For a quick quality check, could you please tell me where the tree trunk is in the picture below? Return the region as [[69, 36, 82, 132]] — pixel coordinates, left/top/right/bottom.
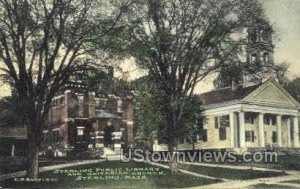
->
[[168, 145, 179, 173], [26, 117, 41, 179], [26, 135, 39, 178]]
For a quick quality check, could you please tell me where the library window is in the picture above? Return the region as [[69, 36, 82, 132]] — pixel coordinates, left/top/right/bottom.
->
[[77, 127, 84, 136]]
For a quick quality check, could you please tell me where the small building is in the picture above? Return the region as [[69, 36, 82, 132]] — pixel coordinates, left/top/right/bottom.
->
[[0, 127, 27, 156], [154, 78, 300, 152]]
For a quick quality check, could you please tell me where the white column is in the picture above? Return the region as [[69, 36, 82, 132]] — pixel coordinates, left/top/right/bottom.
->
[[239, 112, 245, 148], [287, 118, 291, 147], [258, 113, 265, 147], [230, 112, 235, 148], [11, 143, 15, 157], [276, 115, 282, 146], [293, 116, 299, 148]]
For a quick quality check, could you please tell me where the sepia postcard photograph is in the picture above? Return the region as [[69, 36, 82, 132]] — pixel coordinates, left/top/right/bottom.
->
[[0, 0, 300, 188]]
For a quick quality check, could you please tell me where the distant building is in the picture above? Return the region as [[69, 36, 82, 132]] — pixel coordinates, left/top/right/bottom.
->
[[0, 127, 27, 156], [41, 90, 134, 156]]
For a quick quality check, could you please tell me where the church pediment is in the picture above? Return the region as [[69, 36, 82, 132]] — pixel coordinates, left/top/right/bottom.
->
[[244, 79, 299, 106]]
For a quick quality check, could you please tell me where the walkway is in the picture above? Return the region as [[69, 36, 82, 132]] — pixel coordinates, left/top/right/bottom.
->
[[146, 161, 231, 182], [178, 161, 300, 189], [0, 159, 105, 181], [1, 148, 121, 181], [102, 147, 123, 161], [193, 171, 300, 188]]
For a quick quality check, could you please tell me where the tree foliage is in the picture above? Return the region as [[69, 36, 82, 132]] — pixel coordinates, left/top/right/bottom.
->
[[132, 76, 166, 149], [123, 0, 269, 155], [133, 75, 205, 150], [0, 0, 132, 178], [213, 61, 290, 89], [0, 93, 24, 128], [283, 77, 300, 102]]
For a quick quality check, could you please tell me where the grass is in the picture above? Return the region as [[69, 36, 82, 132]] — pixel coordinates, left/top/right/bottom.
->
[[0, 156, 83, 174], [282, 180, 300, 184], [178, 163, 285, 180], [251, 184, 296, 189], [180, 153, 300, 171], [0, 156, 27, 174], [0, 161, 221, 188], [224, 155, 300, 171]]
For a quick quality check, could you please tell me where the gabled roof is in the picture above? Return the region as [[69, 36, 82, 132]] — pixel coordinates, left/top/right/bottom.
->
[[199, 83, 261, 105], [90, 110, 121, 120], [199, 78, 299, 106]]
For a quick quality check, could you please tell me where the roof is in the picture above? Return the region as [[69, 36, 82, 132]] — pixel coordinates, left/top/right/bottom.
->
[[0, 127, 27, 139], [90, 110, 121, 120], [199, 83, 261, 105]]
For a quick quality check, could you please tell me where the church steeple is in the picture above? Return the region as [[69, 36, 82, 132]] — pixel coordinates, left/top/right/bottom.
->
[[246, 20, 274, 66]]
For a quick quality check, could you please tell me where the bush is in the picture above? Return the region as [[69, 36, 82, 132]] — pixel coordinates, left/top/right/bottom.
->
[[0, 156, 27, 174]]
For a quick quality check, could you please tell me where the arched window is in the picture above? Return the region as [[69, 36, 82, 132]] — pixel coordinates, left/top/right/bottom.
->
[[263, 52, 269, 64], [251, 53, 257, 63], [250, 31, 257, 43]]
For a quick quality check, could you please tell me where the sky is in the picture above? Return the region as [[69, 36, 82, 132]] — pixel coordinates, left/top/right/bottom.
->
[[194, 0, 300, 94], [1, 0, 300, 97]]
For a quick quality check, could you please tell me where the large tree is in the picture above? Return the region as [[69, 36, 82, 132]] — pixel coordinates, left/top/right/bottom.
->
[[132, 76, 167, 150], [0, 0, 131, 178], [133, 76, 204, 151], [283, 77, 300, 102], [124, 0, 269, 170], [0, 93, 24, 128]]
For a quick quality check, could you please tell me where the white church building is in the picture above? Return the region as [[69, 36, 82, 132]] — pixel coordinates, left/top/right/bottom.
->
[[154, 78, 300, 152]]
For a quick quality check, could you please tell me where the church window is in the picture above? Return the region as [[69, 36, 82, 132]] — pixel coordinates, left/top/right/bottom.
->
[[251, 53, 258, 63], [263, 52, 269, 64]]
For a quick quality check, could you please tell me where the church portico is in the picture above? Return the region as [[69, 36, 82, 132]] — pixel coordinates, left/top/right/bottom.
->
[[232, 108, 299, 149]]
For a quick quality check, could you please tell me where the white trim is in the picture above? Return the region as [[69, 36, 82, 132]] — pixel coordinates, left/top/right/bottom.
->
[[203, 103, 299, 116], [52, 95, 65, 100], [52, 128, 60, 131], [123, 120, 133, 125], [42, 130, 49, 133]]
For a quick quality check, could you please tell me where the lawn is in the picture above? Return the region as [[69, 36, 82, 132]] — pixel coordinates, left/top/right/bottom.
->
[[178, 163, 285, 180], [251, 184, 296, 189], [225, 155, 300, 171], [181, 153, 300, 171], [0, 156, 83, 174], [282, 179, 300, 184], [0, 161, 221, 188]]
